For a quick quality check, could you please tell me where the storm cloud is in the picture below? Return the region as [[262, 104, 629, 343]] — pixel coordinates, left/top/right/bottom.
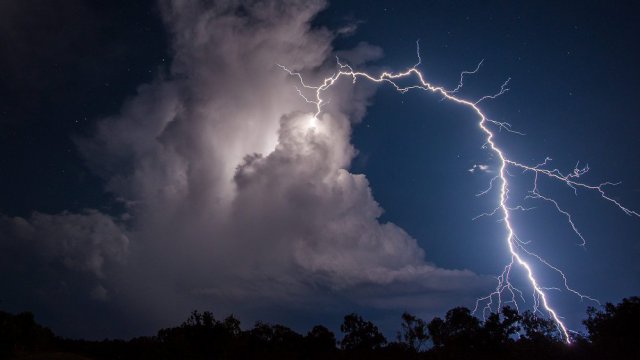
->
[[2, 0, 485, 337]]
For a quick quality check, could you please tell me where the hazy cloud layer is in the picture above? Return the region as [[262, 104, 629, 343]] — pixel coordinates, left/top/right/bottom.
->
[[2, 0, 486, 337], [1, 211, 127, 277], [0, 210, 128, 308]]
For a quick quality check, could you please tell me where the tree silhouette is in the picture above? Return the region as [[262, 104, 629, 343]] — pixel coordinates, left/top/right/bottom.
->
[[156, 310, 243, 359], [305, 325, 337, 358], [482, 306, 521, 346], [584, 296, 640, 358], [520, 310, 561, 343], [0, 311, 55, 356], [426, 315, 446, 349], [438, 307, 481, 347], [396, 312, 429, 352], [340, 313, 387, 352], [3, 295, 640, 359], [246, 321, 304, 358], [427, 307, 483, 358]]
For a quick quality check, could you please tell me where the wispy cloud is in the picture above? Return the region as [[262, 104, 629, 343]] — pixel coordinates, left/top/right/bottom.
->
[[468, 164, 492, 173]]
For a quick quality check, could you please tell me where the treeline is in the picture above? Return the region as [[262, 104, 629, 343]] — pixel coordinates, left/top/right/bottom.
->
[[1, 297, 639, 359]]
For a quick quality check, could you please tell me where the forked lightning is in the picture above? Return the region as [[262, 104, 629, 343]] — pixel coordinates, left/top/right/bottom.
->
[[279, 43, 639, 343]]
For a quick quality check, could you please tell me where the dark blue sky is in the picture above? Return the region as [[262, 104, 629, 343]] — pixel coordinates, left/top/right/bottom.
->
[[1, 0, 639, 339], [336, 0, 640, 330]]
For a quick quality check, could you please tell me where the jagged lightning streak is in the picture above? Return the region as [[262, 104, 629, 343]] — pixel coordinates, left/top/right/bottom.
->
[[279, 44, 639, 343]]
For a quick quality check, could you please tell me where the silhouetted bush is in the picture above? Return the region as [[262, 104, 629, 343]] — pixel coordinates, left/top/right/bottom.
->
[[0, 310, 55, 357]]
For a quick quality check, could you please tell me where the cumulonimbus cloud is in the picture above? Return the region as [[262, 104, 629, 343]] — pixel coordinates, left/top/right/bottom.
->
[[2, 0, 487, 336]]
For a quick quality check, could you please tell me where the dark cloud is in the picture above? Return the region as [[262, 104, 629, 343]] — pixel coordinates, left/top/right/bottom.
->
[[1, 210, 127, 278], [0, 209, 128, 324]]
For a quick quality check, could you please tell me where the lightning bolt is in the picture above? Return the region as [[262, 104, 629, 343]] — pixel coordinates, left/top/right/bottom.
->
[[279, 42, 639, 343]]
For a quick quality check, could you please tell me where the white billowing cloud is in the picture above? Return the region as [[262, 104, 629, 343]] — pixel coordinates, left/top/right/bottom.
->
[[3, 0, 486, 334], [230, 112, 476, 288], [82, 0, 483, 317]]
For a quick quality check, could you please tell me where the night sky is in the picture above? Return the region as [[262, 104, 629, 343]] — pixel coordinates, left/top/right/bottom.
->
[[1, 0, 639, 340]]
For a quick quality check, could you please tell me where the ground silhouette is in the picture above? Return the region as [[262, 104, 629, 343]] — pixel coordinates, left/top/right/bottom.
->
[[1, 296, 638, 359]]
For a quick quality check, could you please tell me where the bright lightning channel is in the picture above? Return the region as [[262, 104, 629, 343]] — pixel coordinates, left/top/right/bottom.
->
[[279, 43, 639, 343]]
